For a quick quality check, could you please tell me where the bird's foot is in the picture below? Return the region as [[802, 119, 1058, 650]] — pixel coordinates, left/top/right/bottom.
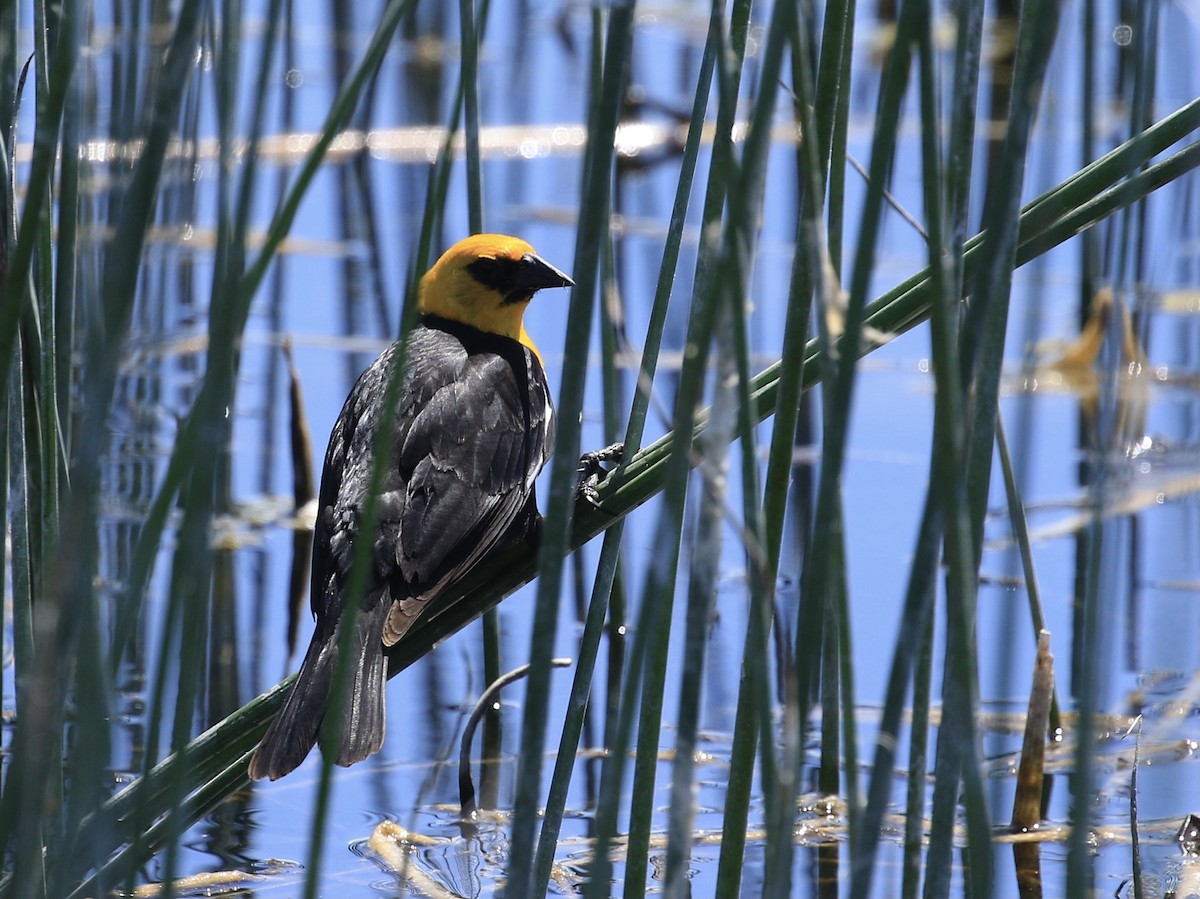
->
[[576, 443, 624, 508]]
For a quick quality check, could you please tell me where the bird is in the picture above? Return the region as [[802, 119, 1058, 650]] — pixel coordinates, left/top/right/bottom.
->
[[249, 234, 573, 782]]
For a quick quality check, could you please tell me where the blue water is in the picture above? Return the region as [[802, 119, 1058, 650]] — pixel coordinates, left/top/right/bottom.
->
[[7, 0, 1200, 896]]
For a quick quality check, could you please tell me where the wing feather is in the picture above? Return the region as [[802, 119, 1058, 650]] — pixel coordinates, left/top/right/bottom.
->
[[312, 320, 550, 643]]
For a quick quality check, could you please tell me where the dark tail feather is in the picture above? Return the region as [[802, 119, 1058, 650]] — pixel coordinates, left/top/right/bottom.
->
[[249, 633, 336, 781], [249, 605, 388, 781], [334, 607, 387, 767]]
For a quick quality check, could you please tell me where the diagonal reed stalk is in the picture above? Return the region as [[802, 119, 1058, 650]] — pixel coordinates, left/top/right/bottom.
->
[[59, 93, 1200, 898]]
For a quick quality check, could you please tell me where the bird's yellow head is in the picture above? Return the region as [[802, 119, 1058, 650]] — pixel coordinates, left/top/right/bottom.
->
[[418, 234, 573, 364]]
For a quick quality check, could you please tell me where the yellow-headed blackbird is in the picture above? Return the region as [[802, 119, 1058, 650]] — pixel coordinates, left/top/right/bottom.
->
[[249, 234, 572, 781]]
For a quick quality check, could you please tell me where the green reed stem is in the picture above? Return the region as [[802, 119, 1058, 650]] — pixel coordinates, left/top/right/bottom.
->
[[506, 5, 635, 895], [530, 1, 725, 889], [72, 98, 1200, 891], [995, 414, 1062, 734]]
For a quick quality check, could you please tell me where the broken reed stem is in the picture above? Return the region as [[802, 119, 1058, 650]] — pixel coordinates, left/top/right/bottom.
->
[[1012, 629, 1055, 899]]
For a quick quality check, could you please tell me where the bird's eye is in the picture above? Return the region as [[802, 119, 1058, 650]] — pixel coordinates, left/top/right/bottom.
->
[[466, 256, 519, 294]]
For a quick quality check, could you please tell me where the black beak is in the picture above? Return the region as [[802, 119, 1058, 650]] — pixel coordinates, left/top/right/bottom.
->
[[514, 253, 574, 291], [466, 251, 574, 302]]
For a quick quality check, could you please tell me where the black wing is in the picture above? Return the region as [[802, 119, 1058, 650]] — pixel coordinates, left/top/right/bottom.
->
[[250, 321, 552, 780], [313, 321, 551, 639]]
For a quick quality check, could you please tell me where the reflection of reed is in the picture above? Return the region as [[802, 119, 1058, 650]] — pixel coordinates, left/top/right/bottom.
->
[[982, 0, 1020, 184], [9, 0, 1200, 892], [1050, 288, 1144, 373], [281, 340, 315, 664], [209, 543, 242, 729], [256, 4, 298, 701], [1048, 287, 1149, 454]]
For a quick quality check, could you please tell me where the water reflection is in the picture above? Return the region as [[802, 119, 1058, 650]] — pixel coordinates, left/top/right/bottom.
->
[[19, 1, 1198, 896]]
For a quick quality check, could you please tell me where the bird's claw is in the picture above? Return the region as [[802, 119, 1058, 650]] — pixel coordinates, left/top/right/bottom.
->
[[576, 442, 624, 508]]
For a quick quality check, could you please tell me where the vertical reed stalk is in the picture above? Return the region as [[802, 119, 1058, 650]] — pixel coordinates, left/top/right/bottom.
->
[[506, 6, 636, 895]]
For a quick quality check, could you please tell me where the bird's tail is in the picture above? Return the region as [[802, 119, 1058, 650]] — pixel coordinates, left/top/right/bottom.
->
[[334, 605, 388, 767], [249, 607, 388, 781]]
